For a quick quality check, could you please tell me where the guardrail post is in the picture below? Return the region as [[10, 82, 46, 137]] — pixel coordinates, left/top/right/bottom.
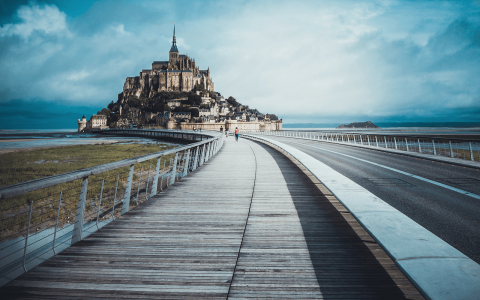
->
[[52, 192, 62, 255], [170, 152, 178, 186], [375, 136, 379, 147], [394, 137, 397, 149], [432, 140, 436, 155], [449, 141, 454, 158], [135, 167, 143, 205], [367, 135, 370, 146], [112, 174, 119, 219], [72, 176, 88, 244], [418, 139, 422, 153], [208, 142, 214, 160], [23, 200, 34, 272], [405, 138, 409, 151], [183, 149, 191, 177], [96, 179, 104, 229], [192, 146, 200, 171], [145, 164, 152, 200], [384, 136, 388, 148], [200, 144, 206, 166], [121, 164, 135, 215], [160, 160, 167, 190], [469, 143, 474, 161], [150, 157, 161, 197]]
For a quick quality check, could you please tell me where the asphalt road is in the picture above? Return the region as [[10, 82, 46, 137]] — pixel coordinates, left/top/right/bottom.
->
[[260, 136, 480, 264]]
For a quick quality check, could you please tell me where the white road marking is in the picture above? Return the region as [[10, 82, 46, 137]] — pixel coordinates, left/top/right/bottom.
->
[[286, 139, 480, 200]]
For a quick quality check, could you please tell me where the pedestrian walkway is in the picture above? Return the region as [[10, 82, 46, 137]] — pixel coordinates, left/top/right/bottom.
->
[[1, 138, 423, 299]]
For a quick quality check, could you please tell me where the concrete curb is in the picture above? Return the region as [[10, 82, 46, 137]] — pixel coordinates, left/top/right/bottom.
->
[[245, 134, 480, 300], [268, 135, 480, 169]]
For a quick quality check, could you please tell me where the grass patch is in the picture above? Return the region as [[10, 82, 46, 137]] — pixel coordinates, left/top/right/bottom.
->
[[0, 142, 179, 239]]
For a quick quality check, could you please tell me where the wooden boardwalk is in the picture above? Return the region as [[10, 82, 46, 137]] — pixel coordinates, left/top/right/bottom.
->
[[1, 138, 423, 299]]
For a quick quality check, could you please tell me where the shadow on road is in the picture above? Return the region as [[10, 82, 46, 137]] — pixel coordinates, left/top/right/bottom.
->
[[255, 142, 419, 300]]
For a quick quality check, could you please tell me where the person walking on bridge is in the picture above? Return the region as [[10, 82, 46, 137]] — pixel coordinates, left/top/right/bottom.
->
[[235, 127, 239, 142]]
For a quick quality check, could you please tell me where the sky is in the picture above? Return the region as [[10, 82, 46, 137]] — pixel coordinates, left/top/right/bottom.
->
[[0, 0, 479, 128]]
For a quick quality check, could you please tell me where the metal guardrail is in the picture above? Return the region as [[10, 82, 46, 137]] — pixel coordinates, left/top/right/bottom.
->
[[243, 133, 480, 300], [0, 129, 224, 286], [242, 130, 480, 163]]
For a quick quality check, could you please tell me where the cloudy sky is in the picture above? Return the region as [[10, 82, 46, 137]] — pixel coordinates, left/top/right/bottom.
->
[[0, 0, 479, 128]]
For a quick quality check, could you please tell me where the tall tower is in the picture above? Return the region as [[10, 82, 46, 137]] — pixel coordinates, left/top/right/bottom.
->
[[169, 24, 179, 63]]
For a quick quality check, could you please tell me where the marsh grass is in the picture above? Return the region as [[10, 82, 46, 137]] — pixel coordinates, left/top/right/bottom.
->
[[0, 142, 178, 239]]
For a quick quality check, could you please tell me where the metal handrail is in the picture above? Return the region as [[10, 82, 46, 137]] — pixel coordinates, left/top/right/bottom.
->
[[0, 129, 219, 200], [0, 129, 224, 287], [240, 130, 480, 164]]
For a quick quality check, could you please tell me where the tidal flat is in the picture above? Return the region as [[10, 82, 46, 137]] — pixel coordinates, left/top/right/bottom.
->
[[0, 142, 178, 238]]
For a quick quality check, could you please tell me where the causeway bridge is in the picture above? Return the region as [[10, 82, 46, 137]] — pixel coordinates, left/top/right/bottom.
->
[[1, 129, 479, 299]]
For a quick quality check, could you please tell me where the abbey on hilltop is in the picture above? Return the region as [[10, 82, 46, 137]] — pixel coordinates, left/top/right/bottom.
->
[[77, 25, 282, 132], [120, 25, 214, 101]]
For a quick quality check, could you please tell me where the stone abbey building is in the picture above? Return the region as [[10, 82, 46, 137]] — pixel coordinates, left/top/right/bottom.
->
[[120, 26, 214, 101]]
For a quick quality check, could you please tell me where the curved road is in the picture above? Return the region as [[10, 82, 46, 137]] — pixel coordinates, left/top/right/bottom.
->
[[260, 136, 480, 264]]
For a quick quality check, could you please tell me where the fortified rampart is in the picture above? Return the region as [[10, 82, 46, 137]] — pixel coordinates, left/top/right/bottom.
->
[[149, 120, 282, 131]]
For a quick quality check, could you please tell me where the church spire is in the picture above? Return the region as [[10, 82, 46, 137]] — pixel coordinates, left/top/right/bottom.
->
[[170, 23, 178, 53]]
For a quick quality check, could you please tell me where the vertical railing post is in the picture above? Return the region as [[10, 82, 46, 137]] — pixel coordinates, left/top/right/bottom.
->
[[469, 143, 474, 161], [449, 141, 454, 158], [23, 200, 34, 272], [205, 142, 212, 161], [52, 191, 62, 255], [135, 166, 143, 205], [432, 140, 436, 155], [96, 178, 104, 229], [121, 164, 135, 215], [145, 164, 152, 200], [183, 149, 191, 177], [160, 160, 167, 190], [170, 152, 179, 186], [384, 136, 388, 148], [150, 157, 161, 197], [72, 176, 88, 244], [375, 136, 379, 147], [405, 138, 409, 151], [112, 174, 119, 220], [394, 137, 397, 149], [200, 144, 206, 166], [367, 135, 370, 146], [418, 139, 422, 153], [192, 146, 200, 171]]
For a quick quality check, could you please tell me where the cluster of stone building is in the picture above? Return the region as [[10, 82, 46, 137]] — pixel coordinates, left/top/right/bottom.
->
[[155, 94, 282, 131], [77, 26, 282, 132], [77, 114, 108, 132]]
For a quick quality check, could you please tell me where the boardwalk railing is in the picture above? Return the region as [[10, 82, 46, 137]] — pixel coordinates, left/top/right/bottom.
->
[[242, 130, 480, 163], [0, 129, 224, 286]]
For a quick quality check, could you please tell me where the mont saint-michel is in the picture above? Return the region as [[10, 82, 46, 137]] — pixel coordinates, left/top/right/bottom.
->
[[78, 26, 282, 132]]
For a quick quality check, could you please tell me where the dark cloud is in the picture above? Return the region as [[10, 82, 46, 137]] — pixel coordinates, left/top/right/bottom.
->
[[0, 0, 479, 127]]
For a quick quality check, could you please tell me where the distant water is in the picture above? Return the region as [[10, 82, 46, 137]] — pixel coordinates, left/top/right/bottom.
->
[[0, 129, 178, 151]]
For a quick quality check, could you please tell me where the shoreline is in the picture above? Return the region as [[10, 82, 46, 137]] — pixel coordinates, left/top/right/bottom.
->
[[0, 139, 120, 155]]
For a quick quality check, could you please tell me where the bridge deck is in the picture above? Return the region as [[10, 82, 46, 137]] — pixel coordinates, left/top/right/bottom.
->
[[2, 138, 423, 299]]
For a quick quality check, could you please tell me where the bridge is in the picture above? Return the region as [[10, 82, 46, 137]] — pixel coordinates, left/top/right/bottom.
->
[[1, 129, 479, 299]]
